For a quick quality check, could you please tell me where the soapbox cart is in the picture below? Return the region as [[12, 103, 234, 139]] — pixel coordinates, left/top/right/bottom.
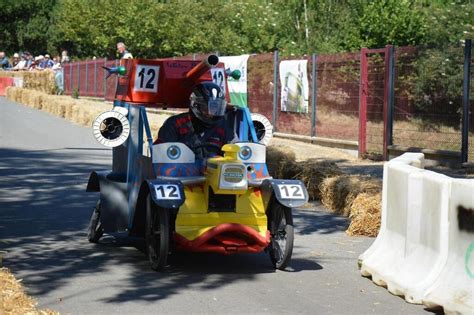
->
[[86, 55, 309, 270]]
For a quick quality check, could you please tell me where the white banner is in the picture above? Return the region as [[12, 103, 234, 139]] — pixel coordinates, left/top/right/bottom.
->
[[279, 60, 309, 113], [219, 55, 250, 108]]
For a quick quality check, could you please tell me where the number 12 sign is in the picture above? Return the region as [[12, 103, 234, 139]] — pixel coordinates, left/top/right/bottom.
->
[[134, 65, 160, 93], [277, 184, 305, 200], [211, 68, 226, 94]]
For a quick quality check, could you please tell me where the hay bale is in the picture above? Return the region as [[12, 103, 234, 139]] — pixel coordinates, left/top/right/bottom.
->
[[297, 159, 343, 200], [0, 268, 58, 315], [22, 70, 56, 94], [347, 192, 381, 237], [320, 175, 381, 216], [267, 147, 344, 200], [266, 145, 297, 178]]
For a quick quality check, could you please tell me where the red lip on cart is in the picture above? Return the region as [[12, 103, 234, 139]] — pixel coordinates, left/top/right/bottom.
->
[[174, 223, 271, 254]]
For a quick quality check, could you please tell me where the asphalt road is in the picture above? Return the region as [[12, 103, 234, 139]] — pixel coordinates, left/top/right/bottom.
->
[[0, 97, 427, 314]]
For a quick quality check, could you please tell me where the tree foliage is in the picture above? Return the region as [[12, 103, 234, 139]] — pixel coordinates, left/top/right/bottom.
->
[[0, 0, 56, 55], [0, 0, 472, 58]]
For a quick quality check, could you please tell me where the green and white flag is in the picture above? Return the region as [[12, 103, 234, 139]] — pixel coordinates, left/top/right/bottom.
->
[[219, 55, 250, 108]]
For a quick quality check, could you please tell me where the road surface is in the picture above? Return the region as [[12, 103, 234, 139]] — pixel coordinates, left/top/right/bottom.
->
[[0, 97, 426, 314]]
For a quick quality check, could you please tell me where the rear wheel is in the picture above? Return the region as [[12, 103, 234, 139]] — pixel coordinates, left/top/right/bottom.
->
[[268, 204, 294, 270], [88, 200, 104, 243], [146, 195, 170, 270]]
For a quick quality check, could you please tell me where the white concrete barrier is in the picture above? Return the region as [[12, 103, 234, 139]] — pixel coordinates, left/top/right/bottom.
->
[[386, 170, 450, 304], [422, 179, 474, 314], [358, 153, 425, 265], [359, 153, 474, 314], [359, 154, 425, 287]]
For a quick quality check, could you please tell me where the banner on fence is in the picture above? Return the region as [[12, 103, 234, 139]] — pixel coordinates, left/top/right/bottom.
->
[[279, 60, 309, 113], [219, 55, 249, 108]]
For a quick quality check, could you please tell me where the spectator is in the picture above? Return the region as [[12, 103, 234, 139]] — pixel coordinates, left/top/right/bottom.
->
[[61, 50, 70, 64], [24, 52, 33, 69], [40, 54, 55, 69], [0, 52, 10, 70], [116, 42, 133, 59], [11, 53, 20, 68], [30, 55, 44, 70], [12, 53, 27, 71]]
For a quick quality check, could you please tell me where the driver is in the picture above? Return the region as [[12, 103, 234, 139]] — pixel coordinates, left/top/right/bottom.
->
[[154, 82, 235, 159]]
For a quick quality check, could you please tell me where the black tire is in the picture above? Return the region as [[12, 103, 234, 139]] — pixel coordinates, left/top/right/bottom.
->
[[88, 200, 104, 243], [268, 204, 294, 270], [146, 195, 170, 271]]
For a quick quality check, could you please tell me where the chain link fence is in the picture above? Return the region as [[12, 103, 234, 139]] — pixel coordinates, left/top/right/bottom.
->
[[393, 45, 464, 154]]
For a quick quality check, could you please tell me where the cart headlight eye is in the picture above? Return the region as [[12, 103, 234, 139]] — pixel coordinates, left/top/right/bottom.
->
[[167, 145, 181, 160], [239, 146, 252, 160]]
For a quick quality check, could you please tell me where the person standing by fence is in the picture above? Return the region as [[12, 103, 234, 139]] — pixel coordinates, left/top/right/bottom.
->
[[116, 42, 133, 59]]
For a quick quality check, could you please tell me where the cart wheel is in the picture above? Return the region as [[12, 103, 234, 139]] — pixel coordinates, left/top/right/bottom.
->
[[269, 204, 294, 270], [146, 195, 170, 270], [88, 200, 104, 243]]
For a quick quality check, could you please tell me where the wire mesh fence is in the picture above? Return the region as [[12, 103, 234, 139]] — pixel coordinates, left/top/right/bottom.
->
[[393, 45, 464, 154], [365, 51, 386, 155], [316, 52, 360, 141], [61, 44, 472, 163], [247, 53, 275, 126]]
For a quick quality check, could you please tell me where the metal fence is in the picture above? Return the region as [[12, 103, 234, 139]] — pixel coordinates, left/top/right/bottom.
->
[[247, 52, 361, 141], [63, 59, 118, 100], [62, 42, 472, 163], [393, 46, 463, 151]]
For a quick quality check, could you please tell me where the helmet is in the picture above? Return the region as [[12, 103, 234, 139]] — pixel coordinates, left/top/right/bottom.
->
[[190, 82, 226, 125]]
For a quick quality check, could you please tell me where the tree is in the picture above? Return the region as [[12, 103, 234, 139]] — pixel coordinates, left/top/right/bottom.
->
[[0, 0, 56, 55], [359, 0, 427, 48]]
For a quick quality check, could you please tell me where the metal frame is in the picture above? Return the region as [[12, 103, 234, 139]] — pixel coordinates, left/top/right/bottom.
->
[[311, 53, 317, 137], [272, 49, 279, 132], [358, 48, 368, 158], [461, 39, 472, 164], [383, 45, 395, 161]]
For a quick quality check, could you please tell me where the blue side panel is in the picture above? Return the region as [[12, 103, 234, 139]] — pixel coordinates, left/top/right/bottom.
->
[[126, 104, 147, 229], [243, 107, 258, 143], [239, 110, 249, 141]]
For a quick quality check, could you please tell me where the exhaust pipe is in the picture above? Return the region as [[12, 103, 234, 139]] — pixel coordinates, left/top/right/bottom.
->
[[184, 54, 219, 85]]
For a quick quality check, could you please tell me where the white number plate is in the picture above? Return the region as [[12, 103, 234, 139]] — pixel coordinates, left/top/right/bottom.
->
[[277, 184, 305, 199], [153, 184, 181, 200], [211, 68, 226, 94], [134, 65, 159, 92]]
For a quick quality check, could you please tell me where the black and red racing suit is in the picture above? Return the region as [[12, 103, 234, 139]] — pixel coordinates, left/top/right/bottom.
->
[[154, 111, 236, 159]]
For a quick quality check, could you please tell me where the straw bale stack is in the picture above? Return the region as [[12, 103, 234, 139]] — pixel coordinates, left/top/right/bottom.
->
[[266, 147, 343, 200], [6, 87, 109, 127], [266, 145, 297, 178], [0, 71, 26, 78], [0, 268, 58, 315], [297, 159, 343, 200], [5, 87, 170, 135], [320, 175, 381, 216], [22, 70, 56, 94], [347, 192, 382, 237]]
